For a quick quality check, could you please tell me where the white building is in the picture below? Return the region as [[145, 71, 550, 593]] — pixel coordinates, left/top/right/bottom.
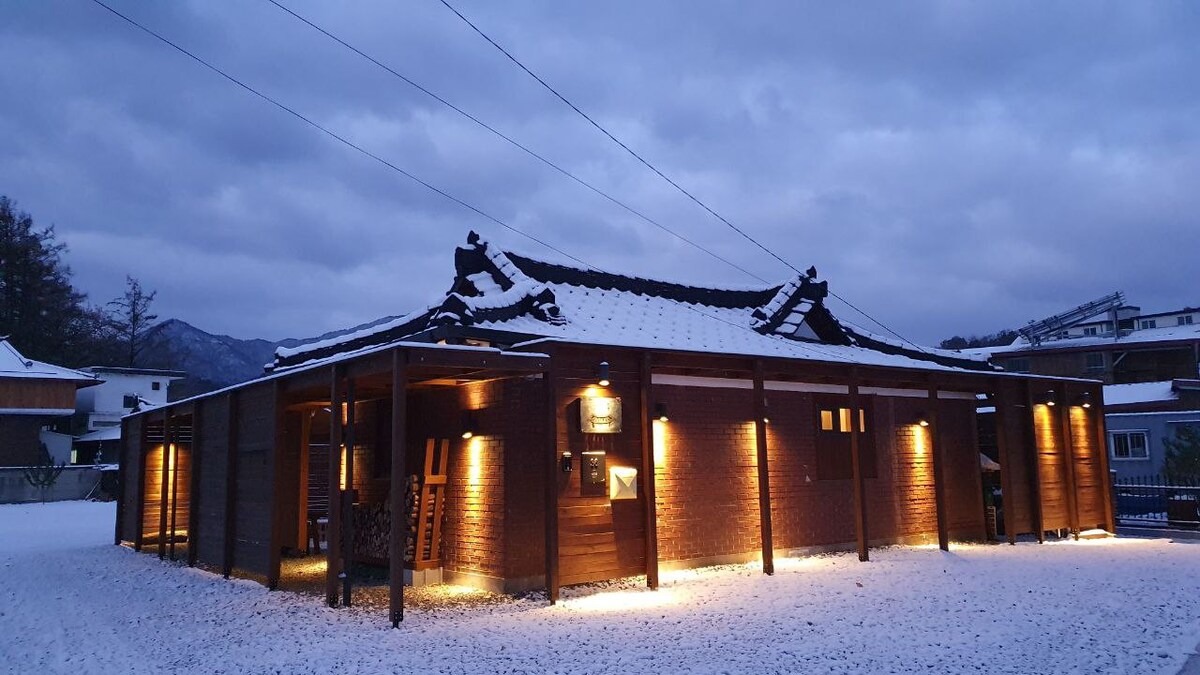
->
[[75, 366, 186, 432]]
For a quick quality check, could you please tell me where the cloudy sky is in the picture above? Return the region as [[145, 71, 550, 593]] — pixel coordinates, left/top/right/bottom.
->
[[2, 1, 1197, 344]]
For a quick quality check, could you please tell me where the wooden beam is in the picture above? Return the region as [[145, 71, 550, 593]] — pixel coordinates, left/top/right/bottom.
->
[[297, 411, 312, 553], [639, 352, 660, 589], [168, 415, 182, 562], [992, 386, 1017, 545], [389, 350, 409, 627], [134, 418, 148, 552], [848, 371, 868, 562], [543, 366, 560, 603], [115, 416, 129, 545], [1058, 386, 1080, 540], [158, 413, 172, 560], [222, 392, 240, 578], [752, 360, 775, 574], [342, 377, 356, 607], [1091, 385, 1116, 532], [267, 381, 286, 590], [1022, 381, 1046, 544], [326, 365, 344, 608], [927, 385, 949, 551], [187, 403, 203, 566]]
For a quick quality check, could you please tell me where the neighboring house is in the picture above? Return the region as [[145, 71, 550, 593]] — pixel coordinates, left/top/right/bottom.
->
[[0, 338, 98, 466], [1102, 379, 1200, 479], [117, 233, 1113, 624], [984, 295, 1200, 385], [74, 366, 186, 433]]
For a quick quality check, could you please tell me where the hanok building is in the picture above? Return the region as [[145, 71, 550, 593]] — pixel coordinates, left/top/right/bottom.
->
[[117, 233, 1116, 625], [0, 338, 98, 466]]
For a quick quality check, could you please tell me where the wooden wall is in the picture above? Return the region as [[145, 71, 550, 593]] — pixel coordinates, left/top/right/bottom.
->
[[0, 378, 78, 410], [119, 414, 144, 543], [1033, 403, 1071, 531], [194, 397, 232, 567], [1071, 405, 1107, 530], [232, 383, 277, 578]]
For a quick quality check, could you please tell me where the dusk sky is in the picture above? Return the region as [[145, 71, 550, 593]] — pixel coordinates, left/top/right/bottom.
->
[[2, 1, 1197, 344]]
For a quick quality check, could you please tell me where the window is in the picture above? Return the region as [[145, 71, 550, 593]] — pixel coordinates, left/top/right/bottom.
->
[[1006, 358, 1031, 373], [122, 394, 139, 409], [1102, 321, 1114, 332], [1085, 353, 1105, 373], [151, 381, 161, 391], [1083, 326, 1098, 336], [1110, 431, 1149, 460], [1179, 315, 1194, 326], [815, 398, 876, 480], [1139, 319, 1157, 330]]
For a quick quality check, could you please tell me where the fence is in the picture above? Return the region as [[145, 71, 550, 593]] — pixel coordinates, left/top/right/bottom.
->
[[0, 465, 118, 504], [1114, 474, 1200, 527]]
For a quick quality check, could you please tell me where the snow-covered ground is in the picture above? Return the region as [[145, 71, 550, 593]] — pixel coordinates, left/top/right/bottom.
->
[[2, 501, 1199, 675]]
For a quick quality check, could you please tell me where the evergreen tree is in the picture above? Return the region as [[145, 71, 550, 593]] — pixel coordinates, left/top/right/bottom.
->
[[1163, 426, 1200, 479], [107, 276, 159, 368]]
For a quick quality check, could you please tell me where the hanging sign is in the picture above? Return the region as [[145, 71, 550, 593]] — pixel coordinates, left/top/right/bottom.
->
[[580, 396, 622, 433]]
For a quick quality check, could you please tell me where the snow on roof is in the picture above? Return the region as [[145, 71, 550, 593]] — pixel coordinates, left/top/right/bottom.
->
[[993, 322, 1200, 354], [76, 426, 122, 443], [1102, 380, 1196, 406], [273, 233, 995, 375], [0, 339, 98, 384]]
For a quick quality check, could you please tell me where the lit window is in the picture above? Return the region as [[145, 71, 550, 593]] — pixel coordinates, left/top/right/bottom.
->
[[1110, 431, 1149, 460], [838, 408, 852, 433], [820, 409, 834, 432]]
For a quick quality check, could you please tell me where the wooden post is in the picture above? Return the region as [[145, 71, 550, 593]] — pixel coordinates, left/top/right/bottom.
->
[[222, 392, 240, 578], [168, 414, 182, 562], [342, 378, 356, 606], [992, 385, 1017, 545], [927, 385, 949, 551], [158, 412, 172, 560], [326, 366, 344, 608], [1091, 384, 1117, 533], [134, 418, 148, 552], [639, 352, 660, 589], [848, 371, 868, 562], [752, 361, 775, 574], [187, 403, 203, 566], [389, 350, 409, 627], [543, 366, 560, 603], [1058, 386, 1080, 539], [297, 411, 312, 553], [267, 382, 286, 590], [115, 416, 129, 545], [1023, 381, 1046, 544]]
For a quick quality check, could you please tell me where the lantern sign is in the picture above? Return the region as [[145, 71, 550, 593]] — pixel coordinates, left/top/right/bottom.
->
[[580, 396, 622, 433]]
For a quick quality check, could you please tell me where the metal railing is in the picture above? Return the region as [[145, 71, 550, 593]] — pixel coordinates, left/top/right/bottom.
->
[[1114, 474, 1200, 527]]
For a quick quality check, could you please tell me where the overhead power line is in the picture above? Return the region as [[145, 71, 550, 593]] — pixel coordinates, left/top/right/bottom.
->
[[435, 0, 933, 355], [86, 0, 855, 365], [266, 0, 766, 284]]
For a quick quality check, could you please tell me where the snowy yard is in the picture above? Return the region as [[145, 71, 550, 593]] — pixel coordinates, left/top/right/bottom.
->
[[2, 502, 1199, 674]]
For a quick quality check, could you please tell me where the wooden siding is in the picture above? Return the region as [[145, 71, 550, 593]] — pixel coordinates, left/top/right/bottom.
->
[[1071, 406, 1107, 530], [119, 415, 144, 542], [1033, 404, 1071, 531], [232, 383, 277, 577], [194, 398, 231, 567], [0, 378, 78, 410]]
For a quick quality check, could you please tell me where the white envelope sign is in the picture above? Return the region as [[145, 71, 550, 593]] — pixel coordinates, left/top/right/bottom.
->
[[608, 466, 638, 500]]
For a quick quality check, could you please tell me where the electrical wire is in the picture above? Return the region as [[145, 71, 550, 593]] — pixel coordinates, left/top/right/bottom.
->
[[266, 0, 767, 284], [436, 0, 933, 355]]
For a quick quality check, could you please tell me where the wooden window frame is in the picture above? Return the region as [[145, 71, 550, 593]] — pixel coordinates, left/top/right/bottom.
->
[[814, 395, 876, 480]]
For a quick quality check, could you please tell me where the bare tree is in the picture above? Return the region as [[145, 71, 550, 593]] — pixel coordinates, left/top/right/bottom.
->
[[107, 276, 158, 368]]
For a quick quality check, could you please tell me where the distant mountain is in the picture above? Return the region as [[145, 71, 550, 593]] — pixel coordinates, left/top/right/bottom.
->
[[142, 315, 405, 400]]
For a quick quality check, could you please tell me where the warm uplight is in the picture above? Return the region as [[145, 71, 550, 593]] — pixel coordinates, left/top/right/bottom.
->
[[1078, 391, 1093, 409], [1044, 389, 1057, 407], [339, 445, 348, 491], [652, 419, 667, 468], [467, 436, 483, 485], [460, 410, 477, 440]]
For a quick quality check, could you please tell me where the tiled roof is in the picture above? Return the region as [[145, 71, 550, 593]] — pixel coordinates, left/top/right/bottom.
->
[[0, 339, 98, 384]]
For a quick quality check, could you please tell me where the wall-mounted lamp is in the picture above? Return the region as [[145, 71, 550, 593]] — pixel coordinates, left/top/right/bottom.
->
[[460, 410, 477, 440], [1078, 391, 1093, 409], [915, 414, 930, 428], [597, 361, 610, 387], [561, 451, 573, 473], [761, 397, 770, 424], [655, 402, 669, 423], [1043, 389, 1057, 407]]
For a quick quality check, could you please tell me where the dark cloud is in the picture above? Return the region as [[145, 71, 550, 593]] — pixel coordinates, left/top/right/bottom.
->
[[1, 0, 1196, 343]]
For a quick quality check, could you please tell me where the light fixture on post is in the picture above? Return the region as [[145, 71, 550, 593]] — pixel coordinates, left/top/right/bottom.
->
[[915, 414, 930, 428], [597, 361, 610, 387], [460, 410, 477, 440], [1043, 389, 1057, 407], [761, 397, 769, 425], [655, 402, 668, 423], [1078, 391, 1093, 409]]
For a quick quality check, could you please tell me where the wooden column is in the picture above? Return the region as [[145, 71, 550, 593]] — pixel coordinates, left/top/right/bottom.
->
[[158, 412, 172, 560], [1091, 384, 1117, 533], [187, 403, 203, 566], [752, 361, 774, 575], [115, 416, 129, 545], [168, 414, 183, 561], [222, 392, 240, 578], [297, 412, 312, 553], [543, 366, 560, 603], [326, 366, 344, 607], [639, 352, 660, 589], [927, 385, 949, 551], [1058, 386, 1081, 539], [992, 386, 1017, 545], [341, 378, 356, 606], [1022, 381, 1046, 544], [134, 418, 148, 552], [389, 350, 409, 627], [848, 371, 868, 562], [267, 382, 286, 590]]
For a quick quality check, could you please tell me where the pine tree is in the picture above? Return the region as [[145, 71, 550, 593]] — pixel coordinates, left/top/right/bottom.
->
[[107, 276, 159, 368], [1163, 426, 1200, 480]]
